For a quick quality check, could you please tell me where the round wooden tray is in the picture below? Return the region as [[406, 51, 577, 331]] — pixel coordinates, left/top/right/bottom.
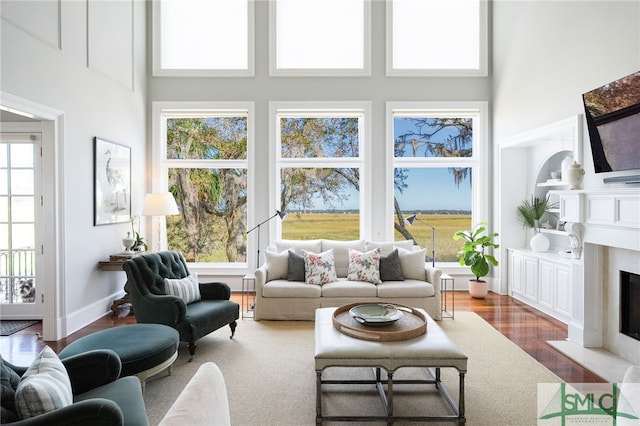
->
[[332, 303, 427, 341]]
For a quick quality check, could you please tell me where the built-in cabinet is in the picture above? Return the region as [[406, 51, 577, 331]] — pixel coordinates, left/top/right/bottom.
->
[[509, 249, 574, 323]]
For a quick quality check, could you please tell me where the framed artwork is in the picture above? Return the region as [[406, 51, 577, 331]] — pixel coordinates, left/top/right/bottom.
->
[[94, 137, 131, 226]]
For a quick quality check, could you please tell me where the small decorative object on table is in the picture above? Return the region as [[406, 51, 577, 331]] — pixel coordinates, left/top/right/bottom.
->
[[333, 303, 426, 341], [123, 232, 135, 252]]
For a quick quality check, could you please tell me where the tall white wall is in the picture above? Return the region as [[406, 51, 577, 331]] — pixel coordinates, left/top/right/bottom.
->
[[493, 0, 640, 188], [1, 0, 147, 337]]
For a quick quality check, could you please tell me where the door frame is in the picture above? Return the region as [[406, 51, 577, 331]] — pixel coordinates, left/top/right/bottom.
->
[[1, 92, 65, 341]]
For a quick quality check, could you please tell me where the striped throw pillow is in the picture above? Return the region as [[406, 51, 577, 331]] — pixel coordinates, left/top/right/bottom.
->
[[165, 274, 201, 304], [15, 346, 72, 419]]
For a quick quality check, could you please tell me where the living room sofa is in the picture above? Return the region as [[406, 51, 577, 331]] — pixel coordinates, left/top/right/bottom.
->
[[254, 239, 442, 321]]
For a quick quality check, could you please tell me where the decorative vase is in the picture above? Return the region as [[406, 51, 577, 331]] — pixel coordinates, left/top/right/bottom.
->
[[567, 161, 585, 190], [530, 232, 550, 252], [468, 279, 488, 299], [123, 232, 135, 252]]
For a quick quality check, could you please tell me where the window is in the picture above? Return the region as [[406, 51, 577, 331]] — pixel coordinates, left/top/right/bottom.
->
[[387, 0, 487, 76], [153, 0, 254, 76], [272, 103, 370, 240], [155, 103, 254, 264], [270, 0, 370, 76], [388, 102, 487, 263]]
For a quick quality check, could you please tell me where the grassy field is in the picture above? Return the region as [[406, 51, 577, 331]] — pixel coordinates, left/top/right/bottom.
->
[[282, 212, 471, 262]]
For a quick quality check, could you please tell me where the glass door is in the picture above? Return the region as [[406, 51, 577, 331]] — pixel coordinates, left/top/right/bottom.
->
[[0, 133, 42, 319]]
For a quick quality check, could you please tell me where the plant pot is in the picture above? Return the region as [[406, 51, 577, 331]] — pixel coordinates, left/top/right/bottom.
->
[[530, 232, 550, 252], [468, 279, 488, 299]]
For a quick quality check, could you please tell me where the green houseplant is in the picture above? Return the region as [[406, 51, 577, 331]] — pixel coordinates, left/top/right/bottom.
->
[[515, 195, 556, 252], [453, 222, 499, 298]]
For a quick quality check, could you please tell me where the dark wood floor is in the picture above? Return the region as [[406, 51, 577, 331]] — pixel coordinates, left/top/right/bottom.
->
[[1, 292, 605, 383]]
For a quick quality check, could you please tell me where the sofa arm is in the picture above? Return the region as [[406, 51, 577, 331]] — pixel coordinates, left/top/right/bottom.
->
[[425, 266, 442, 295], [62, 350, 121, 395], [199, 281, 231, 300], [254, 264, 268, 293], [8, 399, 124, 426], [158, 362, 230, 426]]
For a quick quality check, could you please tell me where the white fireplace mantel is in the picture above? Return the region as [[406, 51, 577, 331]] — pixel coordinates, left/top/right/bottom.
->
[[557, 187, 640, 349]]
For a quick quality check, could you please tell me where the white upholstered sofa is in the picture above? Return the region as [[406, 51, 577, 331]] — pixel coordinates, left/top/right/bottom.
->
[[254, 239, 442, 321]]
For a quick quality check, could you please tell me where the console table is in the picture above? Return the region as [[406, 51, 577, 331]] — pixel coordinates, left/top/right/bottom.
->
[[98, 259, 131, 315]]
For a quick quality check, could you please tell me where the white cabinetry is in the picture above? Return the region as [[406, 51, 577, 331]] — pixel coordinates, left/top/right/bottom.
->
[[508, 249, 574, 324]]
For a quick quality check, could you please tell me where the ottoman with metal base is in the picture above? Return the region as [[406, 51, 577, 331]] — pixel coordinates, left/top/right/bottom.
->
[[59, 323, 179, 391], [314, 307, 468, 425]]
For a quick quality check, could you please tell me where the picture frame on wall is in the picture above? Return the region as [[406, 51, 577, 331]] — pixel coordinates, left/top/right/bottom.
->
[[94, 137, 131, 226]]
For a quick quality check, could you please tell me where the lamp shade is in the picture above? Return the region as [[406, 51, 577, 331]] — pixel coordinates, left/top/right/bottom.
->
[[142, 193, 179, 216]]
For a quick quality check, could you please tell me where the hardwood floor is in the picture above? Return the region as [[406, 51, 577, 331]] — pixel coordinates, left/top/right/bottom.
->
[[1, 292, 605, 383]]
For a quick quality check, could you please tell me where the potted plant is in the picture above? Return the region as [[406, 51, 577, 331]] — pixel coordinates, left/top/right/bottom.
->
[[453, 222, 499, 299], [515, 195, 556, 252]]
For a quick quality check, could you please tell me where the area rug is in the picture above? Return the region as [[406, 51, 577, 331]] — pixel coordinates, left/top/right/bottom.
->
[[0, 320, 39, 336], [143, 312, 561, 425]]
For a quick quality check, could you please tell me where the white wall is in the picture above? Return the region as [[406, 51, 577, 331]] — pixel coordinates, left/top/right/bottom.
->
[[493, 0, 640, 186], [1, 0, 147, 338]]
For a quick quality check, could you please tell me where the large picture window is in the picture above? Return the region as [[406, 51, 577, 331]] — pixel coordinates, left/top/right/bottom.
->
[[273, 103, 369, 240], [156, 104, 253, 264], [389, 103, 487, 263]]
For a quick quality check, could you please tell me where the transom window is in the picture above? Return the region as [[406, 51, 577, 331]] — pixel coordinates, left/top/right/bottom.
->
[[387, 0, 487, 76]]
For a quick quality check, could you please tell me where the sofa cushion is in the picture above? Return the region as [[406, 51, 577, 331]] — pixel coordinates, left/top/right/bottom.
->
[[321, 279, 378, 298], [165, 274, 201, 304], [397, 247, 427, 280], [377, 280, 435, 298], [379, 249, 404, 281], [365, 239, 415, 255], [287, 251, 305, 281], [275, 239, 322, 254], [262, 280, 322, 298], [303, 249, 338, 285], [264, 249, 289, 280], [347, 248, 381, 284], [15, 346, 73, 419], [321, 239, 366, 277]]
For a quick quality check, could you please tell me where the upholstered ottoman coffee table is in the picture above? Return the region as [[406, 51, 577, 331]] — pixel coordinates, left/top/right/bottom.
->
[[314, 307, 468, 425], [59, 323, 179, 391]]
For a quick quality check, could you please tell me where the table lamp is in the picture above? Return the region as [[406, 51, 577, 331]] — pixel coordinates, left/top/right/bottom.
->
[[142, 192, 179, 251]]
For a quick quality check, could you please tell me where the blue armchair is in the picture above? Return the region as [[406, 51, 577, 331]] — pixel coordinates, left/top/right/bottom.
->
[[123, 251, 239, 360]]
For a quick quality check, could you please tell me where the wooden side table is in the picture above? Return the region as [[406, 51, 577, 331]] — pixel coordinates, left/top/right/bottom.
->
[[98, 259, 131, 315]]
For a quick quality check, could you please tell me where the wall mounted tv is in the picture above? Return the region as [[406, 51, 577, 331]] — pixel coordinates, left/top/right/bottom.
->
[[582, 70, 640, 180]]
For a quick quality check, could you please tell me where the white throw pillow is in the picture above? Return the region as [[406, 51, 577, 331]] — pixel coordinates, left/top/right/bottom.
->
[[302, 249, 338, 285], [15, 346, 73, 419], [165, 274, 201, 304], [396, 247, 427, 280], [264, 249, 289, 280], [347, 248, 381, 284]]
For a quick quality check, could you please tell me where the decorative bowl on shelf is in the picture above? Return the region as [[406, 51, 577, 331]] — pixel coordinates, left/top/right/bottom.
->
[[349, 304, 403, 326]]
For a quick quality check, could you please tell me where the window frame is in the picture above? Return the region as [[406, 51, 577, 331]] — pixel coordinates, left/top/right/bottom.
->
[[269, 0, 371, 77], [152, 101, 255, 273], [386, 0, 488, 77], [152, 0, 255, 77], [385, 101, 489, 265], [269, 101, 373, 240]]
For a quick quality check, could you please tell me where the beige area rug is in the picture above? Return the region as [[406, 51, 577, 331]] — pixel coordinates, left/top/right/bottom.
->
[[144, 312, 561, 425]]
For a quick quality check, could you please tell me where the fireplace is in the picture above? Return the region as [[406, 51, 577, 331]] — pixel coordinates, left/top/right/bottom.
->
[[620, 270, 640, 342]]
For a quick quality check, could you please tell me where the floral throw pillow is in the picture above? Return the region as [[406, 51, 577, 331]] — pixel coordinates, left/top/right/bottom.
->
[[302, 249, 337, 285], [347, 248, 381, 284]]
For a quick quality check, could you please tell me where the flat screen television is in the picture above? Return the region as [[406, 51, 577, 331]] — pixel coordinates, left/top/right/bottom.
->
[[582, 70, 640, 176]]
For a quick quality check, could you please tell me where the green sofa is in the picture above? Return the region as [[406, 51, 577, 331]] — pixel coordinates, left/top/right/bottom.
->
[[123, 251, 240, 360]]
